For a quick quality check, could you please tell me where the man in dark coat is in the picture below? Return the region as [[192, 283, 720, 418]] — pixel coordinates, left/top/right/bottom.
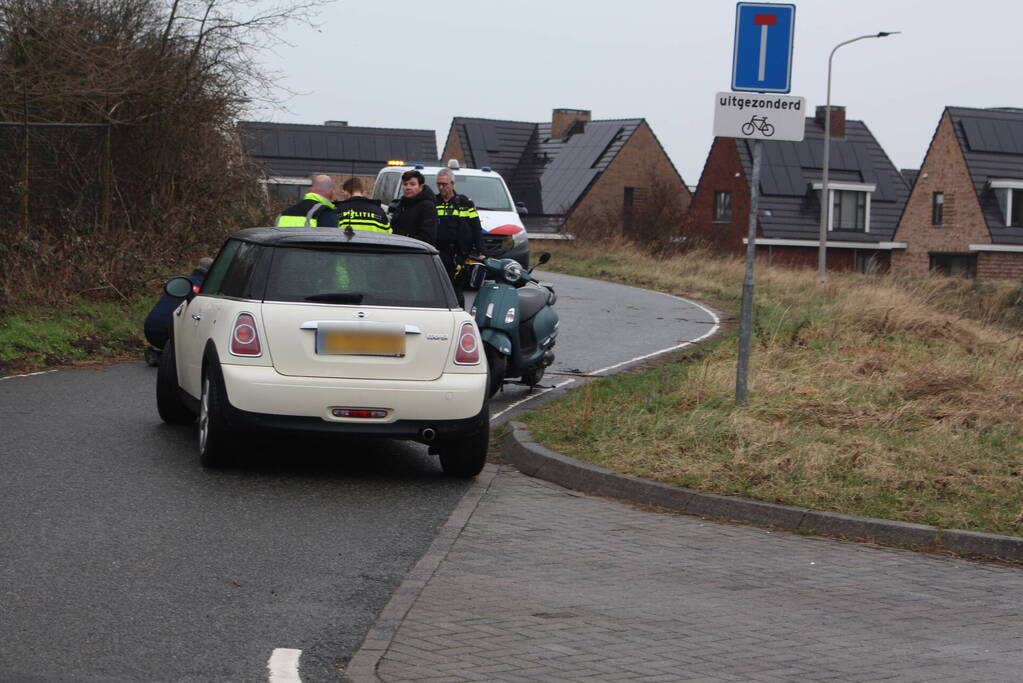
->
[[435, 167, 485, 307], [389, 170, 436, 245]]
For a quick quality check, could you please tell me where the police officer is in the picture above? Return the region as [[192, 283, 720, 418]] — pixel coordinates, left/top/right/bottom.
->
[[335, 177, 390, 233], [275, 174, 338, 227], [435, 167, 484, 306]]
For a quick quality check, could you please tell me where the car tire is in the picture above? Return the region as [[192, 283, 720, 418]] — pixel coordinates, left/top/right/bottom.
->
[[438, 404, 489, 478], [156, 339, 194, 424], [484, 346, 506, 398], [198, 363, 233, 468]]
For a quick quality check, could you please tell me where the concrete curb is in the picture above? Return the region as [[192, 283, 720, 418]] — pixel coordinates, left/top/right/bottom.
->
[[344, 464, 500, 682], [504, 422, 1023, 563]]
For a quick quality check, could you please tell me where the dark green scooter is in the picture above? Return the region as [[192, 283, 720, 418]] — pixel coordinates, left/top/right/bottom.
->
[[467, 252, 559, 396]]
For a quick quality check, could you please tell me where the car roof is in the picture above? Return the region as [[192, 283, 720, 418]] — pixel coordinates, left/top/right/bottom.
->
[[380, 165, 499, 178], [230, 227, 438, 254]]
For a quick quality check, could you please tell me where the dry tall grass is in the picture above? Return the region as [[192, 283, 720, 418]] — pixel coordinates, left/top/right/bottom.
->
[[529, 242, 1023, 535]]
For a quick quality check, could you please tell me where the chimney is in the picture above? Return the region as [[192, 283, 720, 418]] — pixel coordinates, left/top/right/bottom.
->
[[815, 106, 845, 138], [324, 120, 349, 127], [551, 108, 591, 139]]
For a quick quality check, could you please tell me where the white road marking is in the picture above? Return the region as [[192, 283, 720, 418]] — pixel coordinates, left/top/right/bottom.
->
[[490, 293, 722, 420], [0, 369, 57, 381], [491, 379, 575, 421], [268, 648, 302, 682]]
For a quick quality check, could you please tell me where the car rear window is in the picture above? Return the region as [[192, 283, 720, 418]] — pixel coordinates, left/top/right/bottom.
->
[[265, 247, 450, 308]]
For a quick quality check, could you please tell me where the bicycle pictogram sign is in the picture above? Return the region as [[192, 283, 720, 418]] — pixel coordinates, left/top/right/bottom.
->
[[741, 115, 775, 137]]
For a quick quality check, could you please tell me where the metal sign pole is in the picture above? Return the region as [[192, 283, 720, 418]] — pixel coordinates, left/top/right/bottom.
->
[[735, 138, 762, 405]]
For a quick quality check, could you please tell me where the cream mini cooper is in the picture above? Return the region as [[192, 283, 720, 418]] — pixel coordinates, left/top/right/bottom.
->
[[156, 227, 489, 476]]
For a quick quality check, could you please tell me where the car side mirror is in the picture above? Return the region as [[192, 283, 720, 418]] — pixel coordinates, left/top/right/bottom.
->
[[164, 276, 195, 300], [515, 201, 529, 215]]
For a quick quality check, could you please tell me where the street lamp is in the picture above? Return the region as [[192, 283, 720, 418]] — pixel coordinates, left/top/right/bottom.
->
[[817, 31, 900, 281]]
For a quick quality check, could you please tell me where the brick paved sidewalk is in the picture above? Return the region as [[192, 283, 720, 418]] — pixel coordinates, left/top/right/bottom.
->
[[349, 466, 1023, 682]]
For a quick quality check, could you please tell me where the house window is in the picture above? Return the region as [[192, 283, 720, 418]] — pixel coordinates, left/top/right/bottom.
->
[[813, 181, 875, 233], [929, 252, 976, 278], [855, 251, 884, 274], [714, 191, 732, 222], [932, 192, 944, 226], [993, 185, 1023, 227], [832, 190, 867, 231]]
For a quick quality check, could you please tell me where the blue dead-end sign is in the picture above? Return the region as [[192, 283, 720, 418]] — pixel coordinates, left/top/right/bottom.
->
[[732, 2, 796, 93]]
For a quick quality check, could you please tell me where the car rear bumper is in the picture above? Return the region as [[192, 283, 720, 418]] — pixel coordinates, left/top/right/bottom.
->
[[218, 363, 487, 437]]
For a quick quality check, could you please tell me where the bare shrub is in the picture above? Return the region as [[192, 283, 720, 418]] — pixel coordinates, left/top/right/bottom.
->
[[0, 0, 318, 311]]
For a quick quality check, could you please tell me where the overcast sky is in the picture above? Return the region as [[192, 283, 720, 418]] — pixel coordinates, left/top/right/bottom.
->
[[251, 0, 1021, 185]]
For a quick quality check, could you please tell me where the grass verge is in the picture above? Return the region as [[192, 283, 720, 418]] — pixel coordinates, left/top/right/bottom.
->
[[527, 241, 1023, 537], [0, 298, 154, 376]]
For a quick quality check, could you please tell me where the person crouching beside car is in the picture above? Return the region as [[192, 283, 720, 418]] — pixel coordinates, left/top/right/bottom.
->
[[389, 170, 437, 245]]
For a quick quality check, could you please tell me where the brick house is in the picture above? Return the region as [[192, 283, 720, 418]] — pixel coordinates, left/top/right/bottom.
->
[[891, 107, 1023, 279], [687, 106, 910, 272], [441, 109, 690, 234], [237, 120, 436, 208]]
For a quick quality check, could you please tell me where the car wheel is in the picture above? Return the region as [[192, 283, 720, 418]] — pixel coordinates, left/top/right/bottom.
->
[[438, 405, 489, 478], [520, 365, 545, 388], [198, 365, 233, 468], [156, 339, 194, 424], [484, 345, 506, 398]]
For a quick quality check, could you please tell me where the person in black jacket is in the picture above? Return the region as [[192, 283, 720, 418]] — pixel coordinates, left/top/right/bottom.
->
[[435, 167, 485, 307], [389, 170, 437, 245], [336, 177, 390, 234]]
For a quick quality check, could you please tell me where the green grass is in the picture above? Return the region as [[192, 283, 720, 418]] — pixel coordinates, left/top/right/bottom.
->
[[0, 298, 155, 375], [527, 241, 1023, 537]]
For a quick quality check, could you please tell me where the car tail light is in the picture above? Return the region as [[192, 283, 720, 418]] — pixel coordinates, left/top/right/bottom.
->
[[454, 321, 480, 365], [230, 313, 262, 356]]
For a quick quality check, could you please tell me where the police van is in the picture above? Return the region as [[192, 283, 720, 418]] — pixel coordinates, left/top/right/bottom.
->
[[372, 161, 530, 267]]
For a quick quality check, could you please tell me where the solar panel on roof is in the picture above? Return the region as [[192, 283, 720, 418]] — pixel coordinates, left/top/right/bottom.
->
[[482, 124, 502, 152], [962, 116, 1023, 154], [465, 124, 491, 167]]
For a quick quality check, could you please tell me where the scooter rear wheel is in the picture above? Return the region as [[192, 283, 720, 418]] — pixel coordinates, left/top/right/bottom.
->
[[485, 346, 506, 397]]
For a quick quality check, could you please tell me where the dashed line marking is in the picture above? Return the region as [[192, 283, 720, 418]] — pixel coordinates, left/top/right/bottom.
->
[[268, 648, 302, 682], [0, 370, 57, 381]]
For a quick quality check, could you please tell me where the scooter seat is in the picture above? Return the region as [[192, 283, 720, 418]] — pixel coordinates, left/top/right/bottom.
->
[[517, 285, 549, 322]]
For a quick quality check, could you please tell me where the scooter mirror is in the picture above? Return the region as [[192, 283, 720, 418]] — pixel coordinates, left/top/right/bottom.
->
[[536, 252, 551, 267]]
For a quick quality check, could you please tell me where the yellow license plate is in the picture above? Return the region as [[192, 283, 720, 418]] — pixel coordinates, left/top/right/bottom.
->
[[316, 323, 406, 356]]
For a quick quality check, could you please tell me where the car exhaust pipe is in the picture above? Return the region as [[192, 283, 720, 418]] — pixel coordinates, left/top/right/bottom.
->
[[420, 427, 436, 442]]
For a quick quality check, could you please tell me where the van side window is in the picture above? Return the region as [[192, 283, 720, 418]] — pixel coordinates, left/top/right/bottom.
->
[[373, 172, 401, 202]]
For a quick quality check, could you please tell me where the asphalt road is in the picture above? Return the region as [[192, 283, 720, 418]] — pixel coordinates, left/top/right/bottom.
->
[[0, 270, 721, 682]]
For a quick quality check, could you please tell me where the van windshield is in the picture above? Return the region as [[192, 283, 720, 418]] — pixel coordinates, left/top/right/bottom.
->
[[425, 174, 512, 212]]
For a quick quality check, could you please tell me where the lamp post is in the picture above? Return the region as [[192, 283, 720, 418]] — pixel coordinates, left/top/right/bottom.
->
[[817, 31, 900, 281]]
